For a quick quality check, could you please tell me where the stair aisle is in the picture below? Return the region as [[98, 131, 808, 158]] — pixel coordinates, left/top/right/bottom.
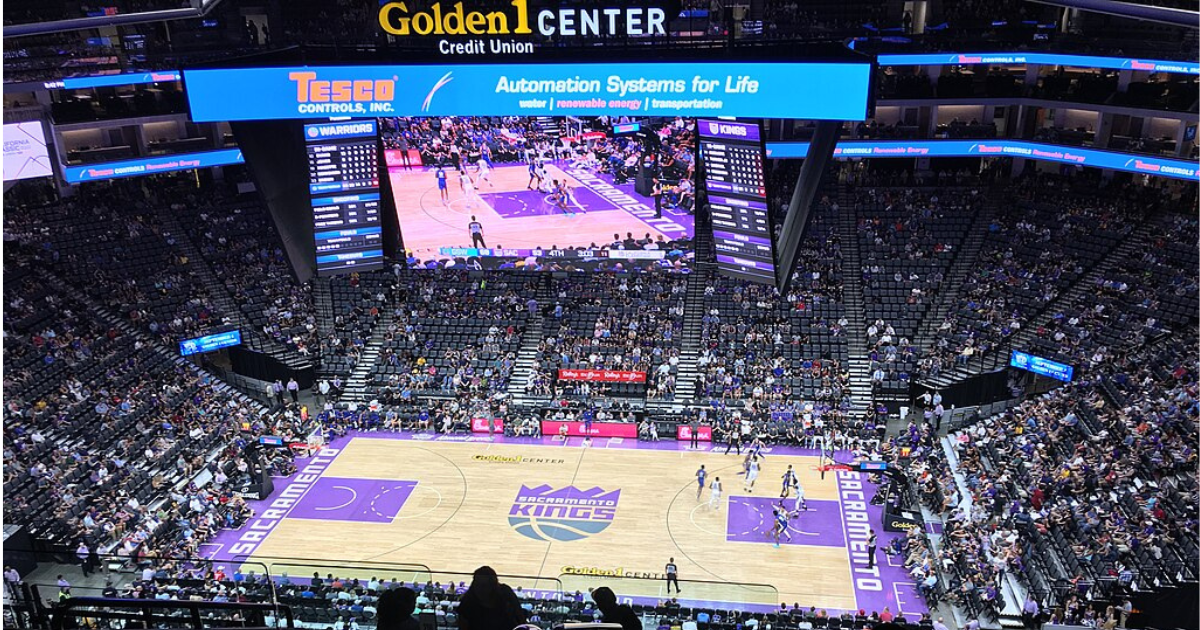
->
[[835, 186, 873, 415], [507, 275, 554, 409], [340, 305, 394, 402], [671, 267, 710, 406]]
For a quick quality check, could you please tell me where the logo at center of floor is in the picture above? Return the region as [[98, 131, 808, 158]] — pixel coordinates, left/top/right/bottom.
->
[[508, 484, 620, 542]]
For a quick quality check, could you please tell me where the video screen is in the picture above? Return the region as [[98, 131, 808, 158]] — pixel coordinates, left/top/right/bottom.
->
[[380, 116, 695, 272]]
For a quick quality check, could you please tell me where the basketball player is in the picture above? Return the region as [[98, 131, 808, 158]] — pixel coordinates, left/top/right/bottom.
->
[[535, 162, 550, 192], [695, 464, 707, 500], [468, 216, 487, 249], [476, 157, 494, 187], [436, 166, 449, 203], [555, 180, 573, 216], [708, 476, 722, 510], [791, 479, 808, 514], [744, 456, 760, 493], [771, 507, 792, 548], [781, 465, 798, 498], [527, 159, 539, 190], [462, 174, 479, 210]]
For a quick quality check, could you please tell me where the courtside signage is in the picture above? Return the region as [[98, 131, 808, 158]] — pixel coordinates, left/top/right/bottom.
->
[[877, 53, 1199, 75], [765, 140, 1199, 181], [182, 63, 871, 121]]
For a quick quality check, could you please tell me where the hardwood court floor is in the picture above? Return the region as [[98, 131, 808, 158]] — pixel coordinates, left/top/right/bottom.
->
[[247, 437, 857, 610], [387, 164, 672, 259]]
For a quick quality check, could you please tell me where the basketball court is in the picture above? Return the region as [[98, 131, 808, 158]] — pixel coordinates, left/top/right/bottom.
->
[[209, 433, 926, 616], [386, 162, 694, 260]]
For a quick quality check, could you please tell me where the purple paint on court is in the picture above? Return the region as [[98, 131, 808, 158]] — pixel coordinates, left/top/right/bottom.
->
[[726, 497, 846, 548], [484, 187, 619, 220], [484, 190, 548, 219], [289, 477, 417, 524]]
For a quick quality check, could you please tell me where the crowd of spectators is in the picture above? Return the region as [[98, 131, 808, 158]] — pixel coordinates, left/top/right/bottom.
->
[[944, 337, 1197, 607], [2, 253, 298, 569], [538, 273, 686, 403], [920, 177, 1144, 380], [177, 195, 319, 358], [856, 187, 982, 393]]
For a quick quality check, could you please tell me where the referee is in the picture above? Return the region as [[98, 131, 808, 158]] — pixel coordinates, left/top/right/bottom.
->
[[665, 558, 680, 594]]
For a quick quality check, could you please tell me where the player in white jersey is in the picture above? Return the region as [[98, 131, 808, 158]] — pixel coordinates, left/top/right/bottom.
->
[[744, 457, 760, 492], [462, 174, 479, 209], [476, 158, 494, 187], [708, 477, 722, 510], [791, 480, 807, 514]]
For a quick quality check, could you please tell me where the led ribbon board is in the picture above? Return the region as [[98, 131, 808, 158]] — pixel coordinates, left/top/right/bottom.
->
[[765, 140, 1199, 182], [43, 70, 183, 90], [63, 149, 245, 183], [877, 53, 1199, 75], [179, 330, 243, 356], [183, 63, 871, 122], [1010, 350, 1074, 382]]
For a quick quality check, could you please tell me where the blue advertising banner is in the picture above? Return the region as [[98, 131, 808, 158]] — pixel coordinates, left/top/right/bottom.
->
[[183, 62, 872, 122], [764, 140, 1199, 181], [877, 52, 1198, 75], [45, 70, 183, 90], [1010, 350, 1074, 382], [179, 330, 243, 356], [63, 149, 245, 183]]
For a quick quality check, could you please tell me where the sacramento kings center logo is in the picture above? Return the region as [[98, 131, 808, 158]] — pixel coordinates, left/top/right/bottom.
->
[[707, 121, 721, 135], [508, 485, 621, 542]]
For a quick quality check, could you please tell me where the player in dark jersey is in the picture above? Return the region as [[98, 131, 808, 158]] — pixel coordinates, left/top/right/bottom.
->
[[435, 167, 449, 203], [771, 507, 792, 548], [781, 465, 798, 498]]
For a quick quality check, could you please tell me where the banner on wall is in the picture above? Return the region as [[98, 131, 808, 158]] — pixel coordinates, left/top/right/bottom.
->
[[182, 62, 872, 122], [540, 420, 638, 438], [3, 122, 54, 181], [764, 139, 1198, 181], [471, 418, 505, 433], [557, 369, 647, 383]]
